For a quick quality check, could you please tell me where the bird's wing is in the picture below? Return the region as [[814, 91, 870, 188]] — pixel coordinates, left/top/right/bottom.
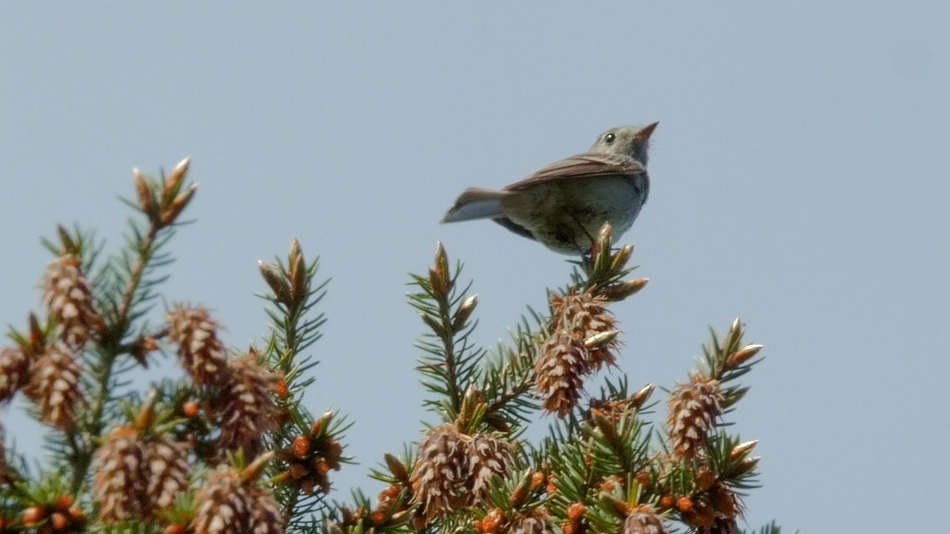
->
[[491, 217, 537, 240], [502, 153, 646, 191]]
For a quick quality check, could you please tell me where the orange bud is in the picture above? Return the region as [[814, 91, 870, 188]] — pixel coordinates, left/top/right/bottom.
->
[[531, 471, 545, 490], [53, 495, 73, 512], [50, 512, 68, 530], [378, 484, 400, 502], [658, 495, 673, 509], [182, 401, 199, 418], [480, 508, 504, 533], [566, 502, 586, 521], [370, 510, 387, 525], [292, 435, 310, 457], [22, 506, 45, 525], [675, 496, 693, 513], [68, 506, 85, 521], [635, 471, 651, 487]]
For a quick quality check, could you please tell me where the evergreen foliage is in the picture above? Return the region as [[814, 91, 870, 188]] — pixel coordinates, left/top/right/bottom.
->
[[0, 160, 793, 534]]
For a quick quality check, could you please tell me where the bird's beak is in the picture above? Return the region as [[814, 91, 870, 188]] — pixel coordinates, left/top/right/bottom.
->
[[637, 122, 659, 141]]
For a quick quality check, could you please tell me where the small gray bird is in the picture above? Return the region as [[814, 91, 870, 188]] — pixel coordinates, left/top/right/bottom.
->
[[441, 123, 657, 254]]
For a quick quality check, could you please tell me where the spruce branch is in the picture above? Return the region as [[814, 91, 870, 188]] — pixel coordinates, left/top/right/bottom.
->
[[257, 239, 344, 528], [409, 243, 484, 422], [65, 158, 196, 495]]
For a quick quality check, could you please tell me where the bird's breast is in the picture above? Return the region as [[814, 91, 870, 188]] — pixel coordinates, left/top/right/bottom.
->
[[500, 176, 645, 232]]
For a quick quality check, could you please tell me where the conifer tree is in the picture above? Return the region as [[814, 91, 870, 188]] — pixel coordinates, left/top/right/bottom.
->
[[0, 159, 792, 534]]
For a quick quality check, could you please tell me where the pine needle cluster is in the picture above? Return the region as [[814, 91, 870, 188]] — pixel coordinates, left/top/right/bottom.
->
[[0, 160, 793, 534]]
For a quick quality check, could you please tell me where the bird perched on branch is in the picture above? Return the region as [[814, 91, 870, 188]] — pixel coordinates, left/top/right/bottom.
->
[[441, 122, 657, 255]]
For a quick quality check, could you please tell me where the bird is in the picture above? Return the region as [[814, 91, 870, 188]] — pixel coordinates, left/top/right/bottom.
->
[[440, 123, 657, 255]]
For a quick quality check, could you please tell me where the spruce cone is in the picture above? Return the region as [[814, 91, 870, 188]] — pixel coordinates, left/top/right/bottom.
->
[[667, 374, 723, 460], [216, 351, 282, 452], [192, 465, 284, 534], [193, 466, 251, 534], [468, 432, 514, 494], [94, 426, 191, 523], [622, 505, 668, 534], [246, 485, 284, 534], [411, 426, 473, 518], [23, 343, 83, 428], [535, 290, 621, 417], [0, 347, 30, 403], [535, 331, 588, 417], [42, 254, 104, 349], [411, 427, 513, 518], [550, 291, 618, 369], [167, 306, 228, 386], [145, 437, 190, 513], [93, 427, 148, 522]]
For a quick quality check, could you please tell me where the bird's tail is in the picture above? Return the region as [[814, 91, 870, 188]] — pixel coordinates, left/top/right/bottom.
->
[[440, 187, 510, 223]]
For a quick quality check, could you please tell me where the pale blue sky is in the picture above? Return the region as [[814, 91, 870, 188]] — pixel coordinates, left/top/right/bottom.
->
[[2, 4, 948, 532]]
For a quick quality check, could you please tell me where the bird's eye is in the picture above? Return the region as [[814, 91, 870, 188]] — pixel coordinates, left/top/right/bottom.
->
[[604, 133, 615, 143]]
